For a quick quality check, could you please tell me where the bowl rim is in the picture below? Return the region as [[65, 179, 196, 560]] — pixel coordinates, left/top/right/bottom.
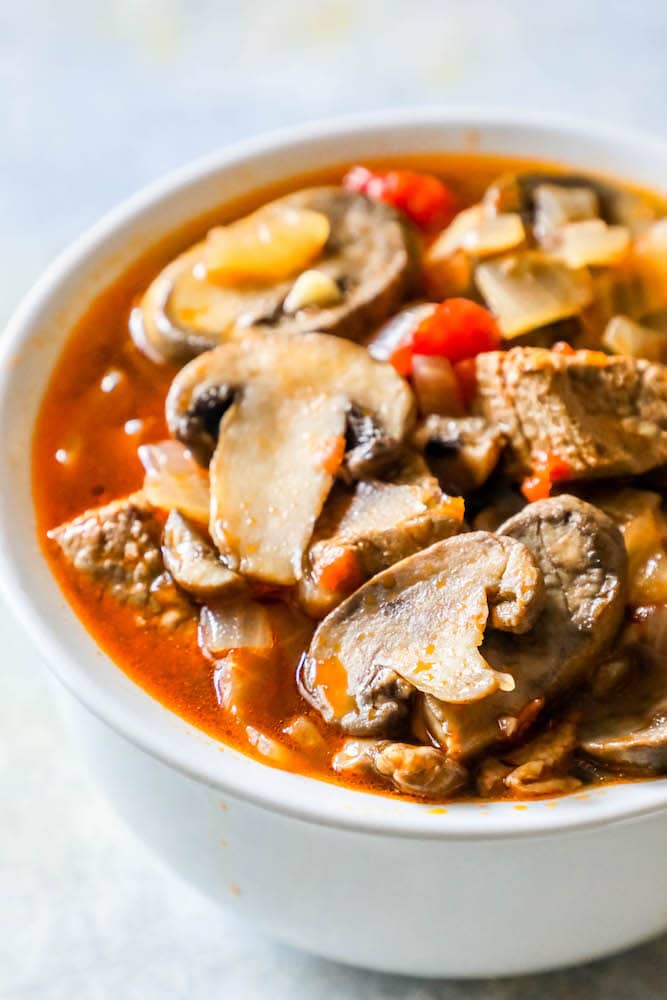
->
[[3, 105, 667, 841]]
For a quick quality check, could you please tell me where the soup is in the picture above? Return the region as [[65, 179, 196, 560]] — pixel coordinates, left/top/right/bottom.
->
[[34, 154, 667, 802]]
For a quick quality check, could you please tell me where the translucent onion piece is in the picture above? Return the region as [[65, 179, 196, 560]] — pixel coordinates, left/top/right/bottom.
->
[[428, 205, 525, 261], [533, 183, 599, 246], [553, 219, 630, 269], [427, 205, 485, 259], [138, 440, 210, 525], [203, 205, 330, 285], [411, 355, 464, 417], [366, 302, 436, 363], [475, 252, 593, 338], [632, 219, 667, 313], [199, 598, 274, 657], [596, 489, 667, 606], [245, 726, 304, 767], [602, 315, 667, 362]]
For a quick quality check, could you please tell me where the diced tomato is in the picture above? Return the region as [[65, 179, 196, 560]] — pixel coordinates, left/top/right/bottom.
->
[[552, 341, 609, 366], [343, 165, 458, 230], [551, 340, 576, 356], [388, 339, 415, 376], [320, 434, 346, 475], [388, 298, 500, 381], [577, 349, 610, 366], [442, 495, 466, 521], [521, 451, 571, 502], [521, 472, 552, 503], [412, 298, 501, 363], [316, 549, 363, 594]]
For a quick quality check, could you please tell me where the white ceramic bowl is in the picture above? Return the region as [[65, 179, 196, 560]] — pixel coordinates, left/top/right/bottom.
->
[[3, 109, 667, 978]]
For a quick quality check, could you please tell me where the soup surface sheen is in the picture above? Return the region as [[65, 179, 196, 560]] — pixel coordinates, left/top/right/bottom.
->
[[34, 153, 667, 802]]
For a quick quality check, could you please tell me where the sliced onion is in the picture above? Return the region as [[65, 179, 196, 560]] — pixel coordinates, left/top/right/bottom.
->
[[138, 440, 210, 525], [411, 355, 464, 417], [553, 219, 630, 268], [474, 252, 593, 338], [602, 315, 667, 362], [282, 715, 328, 756], [428, 205, 524, 261], [632, 219, 667, 313], [366, 302, 436, 363], [198, 597, 273, 657], [427, 205, 485, 259], [533, 183, 599, 246], [245, 726, 303, 767]]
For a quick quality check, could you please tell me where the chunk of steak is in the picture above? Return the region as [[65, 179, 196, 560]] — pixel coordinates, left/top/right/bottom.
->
[[475, 347, 667, 480], [477, 711, 582, 798], [49, 493, 194, 627], [334, 739, 468, 798]]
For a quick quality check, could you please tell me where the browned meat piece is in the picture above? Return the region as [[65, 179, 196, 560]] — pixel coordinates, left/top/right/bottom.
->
[[421, 495, 627, 761], [48, 493, 194, 627], [412, 415, 503, 495], [297, 455, 464, 618], [334, 739, 468, 798], [301, 532, 544, 736], [477, 712, 582, 798], [134, 187, 421, 364], [475, 347, 667, 481]]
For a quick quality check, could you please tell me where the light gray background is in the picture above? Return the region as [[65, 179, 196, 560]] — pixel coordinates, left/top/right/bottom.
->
[[3, 2, 667, 997]]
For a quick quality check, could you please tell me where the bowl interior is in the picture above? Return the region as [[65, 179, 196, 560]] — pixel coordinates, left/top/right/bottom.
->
[[3, 109, 667, 839]]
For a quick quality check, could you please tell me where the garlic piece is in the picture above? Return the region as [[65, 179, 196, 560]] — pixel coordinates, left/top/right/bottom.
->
[[283, 269, 342, 314]]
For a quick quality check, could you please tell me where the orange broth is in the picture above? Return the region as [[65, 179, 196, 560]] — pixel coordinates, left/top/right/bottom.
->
[[33, 153, 658, 798]]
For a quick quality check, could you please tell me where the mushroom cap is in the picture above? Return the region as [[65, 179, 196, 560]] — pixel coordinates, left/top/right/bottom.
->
[[301, 531, 545, 736], [166, 331, 416, 586], [161, 510, 245, 599], [132, 186, 420, 365], [422, 495, 627, 761], [166, 329, 416, 462]]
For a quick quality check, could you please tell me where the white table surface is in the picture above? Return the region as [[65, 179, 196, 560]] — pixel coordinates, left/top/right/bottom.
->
[[3, 2, 667, 996]]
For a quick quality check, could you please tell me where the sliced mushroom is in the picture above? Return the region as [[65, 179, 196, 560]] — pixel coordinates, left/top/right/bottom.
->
[[162, 510, 245, 599], [413, 415, 503, 495], [580, 650, 667, 775], [166, 331, 416, 585], [421, 496, 627, 761], [333, 739, 468, 798], [297, 454, 465, 618], [167, 330, 415, 464], [132, 187, 420, 364], [300, 532, 544, 736]]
